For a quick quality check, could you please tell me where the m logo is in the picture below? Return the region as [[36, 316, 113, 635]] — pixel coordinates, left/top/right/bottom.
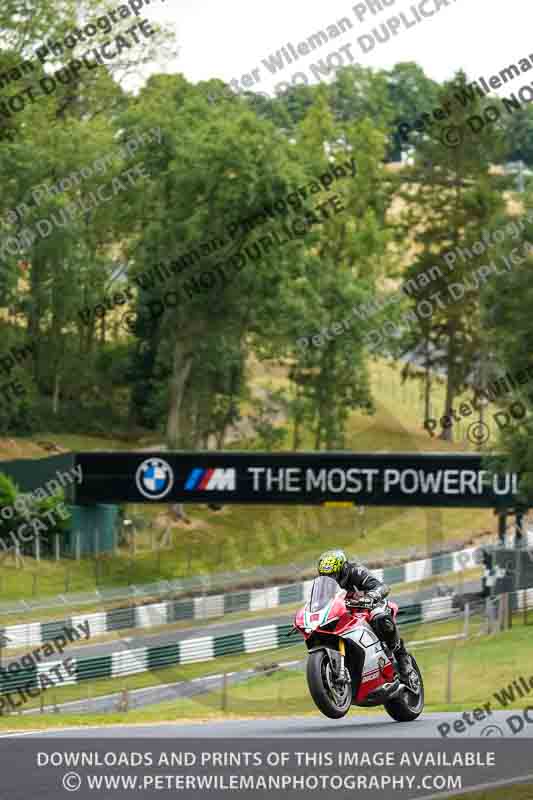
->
[[185, 468, 236, 491]]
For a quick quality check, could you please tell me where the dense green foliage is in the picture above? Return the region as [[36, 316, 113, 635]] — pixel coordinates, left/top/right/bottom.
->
[[0, 471, 69, 555], [0, 1, 531, 499]]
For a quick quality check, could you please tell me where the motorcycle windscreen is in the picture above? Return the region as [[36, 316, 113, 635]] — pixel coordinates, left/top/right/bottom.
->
[[309, 576, 339, 612]]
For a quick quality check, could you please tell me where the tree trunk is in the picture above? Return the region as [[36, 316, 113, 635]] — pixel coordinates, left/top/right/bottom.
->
[[166, 339, 194, 448], [314, 419, 321, 450], [28, 255, 45, 386], [292, 417, 301, 450], [477, 348, 487, 437], [424, 368, 431, 422], [424, 339, 432, 422], [440, 331, 456, 441], [291, 380, 304, 450], [172, 503, 188, 522], [53, 372, 61, 415]]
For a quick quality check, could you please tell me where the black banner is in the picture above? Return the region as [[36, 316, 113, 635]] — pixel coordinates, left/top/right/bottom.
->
[[74, 451, 519, 508], [2, 738, 533, 799]]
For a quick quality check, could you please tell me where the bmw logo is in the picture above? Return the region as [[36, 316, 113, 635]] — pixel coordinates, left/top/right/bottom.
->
[[135, 458, 174, 500]]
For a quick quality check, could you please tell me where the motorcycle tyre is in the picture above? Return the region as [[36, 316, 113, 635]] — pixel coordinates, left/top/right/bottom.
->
[[306, 649, 351, 719], [384, 655, 424, 722]]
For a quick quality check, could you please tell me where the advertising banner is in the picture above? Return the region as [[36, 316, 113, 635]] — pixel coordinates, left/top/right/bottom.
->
[[74, 451, 520, 508]]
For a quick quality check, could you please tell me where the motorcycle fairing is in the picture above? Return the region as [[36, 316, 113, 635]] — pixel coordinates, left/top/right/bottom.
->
[[342, 621, 395, 703], [296, 577, 397, 706], [302, 594, 345, 632]]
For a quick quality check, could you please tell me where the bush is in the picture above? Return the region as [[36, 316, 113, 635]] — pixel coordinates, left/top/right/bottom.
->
[[0, 471, 70, 555]]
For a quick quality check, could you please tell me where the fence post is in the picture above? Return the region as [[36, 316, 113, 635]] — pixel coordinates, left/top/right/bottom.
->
[[446, 649, 454, 704], [497, 594, 507, 632], [463, 602, 470, 638], [116, 688, 129, 712], [485, 598, 495, 635], [222, 673, 228, 713]]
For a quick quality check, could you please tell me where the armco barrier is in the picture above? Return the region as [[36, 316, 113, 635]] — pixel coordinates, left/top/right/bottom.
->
[[0, 594, 473, 697], [0, 544, 487, 652], [0, 532, 511, 618]]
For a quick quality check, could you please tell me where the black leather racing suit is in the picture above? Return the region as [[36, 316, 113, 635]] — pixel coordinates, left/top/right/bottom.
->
[[336, 562, 411, 678]]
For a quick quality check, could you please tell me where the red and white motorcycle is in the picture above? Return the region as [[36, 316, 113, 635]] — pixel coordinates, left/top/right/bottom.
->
[[293, 576, 424, 721]]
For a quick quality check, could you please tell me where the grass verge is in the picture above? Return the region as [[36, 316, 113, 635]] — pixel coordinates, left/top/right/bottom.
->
[[0, 358, 497, 602], [0, 612, 531, 728]]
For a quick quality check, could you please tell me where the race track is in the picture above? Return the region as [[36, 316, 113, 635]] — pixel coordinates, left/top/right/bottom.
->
[[10, 710, 533, 738], [25, 581, 478, 666]]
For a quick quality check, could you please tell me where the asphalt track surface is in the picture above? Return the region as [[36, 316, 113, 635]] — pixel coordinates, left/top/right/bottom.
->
[[9, 710, 533, 738]]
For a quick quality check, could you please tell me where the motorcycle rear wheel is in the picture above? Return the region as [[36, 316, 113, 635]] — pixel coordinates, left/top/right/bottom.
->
[[384, 655, 424, 722], [306, 650, 351, 719]]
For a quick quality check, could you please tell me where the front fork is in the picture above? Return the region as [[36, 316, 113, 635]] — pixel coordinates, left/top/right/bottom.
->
[[338, 638, 350, 684]]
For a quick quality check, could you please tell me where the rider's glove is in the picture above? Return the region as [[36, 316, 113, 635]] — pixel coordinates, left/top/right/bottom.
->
[[366, 590, 382, 605]]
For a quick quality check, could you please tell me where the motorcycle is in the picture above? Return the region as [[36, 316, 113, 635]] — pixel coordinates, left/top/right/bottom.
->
[[293, 575, 424, 721]]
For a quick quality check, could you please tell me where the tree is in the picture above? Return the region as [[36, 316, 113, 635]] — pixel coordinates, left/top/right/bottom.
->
[[481, 191, 533, 503], [265, 88, 394, 448], [0, 472, 69, 558], [393, 72, 507, 440], [383, 62, 440, 161], [120, 74, 309, 448], [501, 105, 533, 168]]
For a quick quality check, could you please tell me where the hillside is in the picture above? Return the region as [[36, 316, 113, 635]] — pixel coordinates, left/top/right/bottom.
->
[[0, 358, 497, 602]]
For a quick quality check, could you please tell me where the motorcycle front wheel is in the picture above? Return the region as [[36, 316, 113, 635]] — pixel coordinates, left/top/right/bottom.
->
[[384, 655, 424, 722], [306, 650, 351, 719]]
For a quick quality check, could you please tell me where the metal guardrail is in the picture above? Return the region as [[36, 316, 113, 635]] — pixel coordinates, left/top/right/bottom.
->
[[0, 540, 494, 622], [0, 532, 501, 618], [0, 547, 485, 652], [11, 590, 532, 716], [3, 589, 523, 699]]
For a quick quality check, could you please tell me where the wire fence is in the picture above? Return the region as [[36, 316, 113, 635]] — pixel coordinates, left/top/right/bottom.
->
[[0, 532, 501, 620]]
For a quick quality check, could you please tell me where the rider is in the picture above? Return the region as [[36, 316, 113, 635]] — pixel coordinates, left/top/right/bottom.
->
[[317, 549, 412, 682]]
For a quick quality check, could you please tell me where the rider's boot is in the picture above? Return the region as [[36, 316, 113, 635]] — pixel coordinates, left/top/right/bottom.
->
[[393, 639, 412, 683]]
